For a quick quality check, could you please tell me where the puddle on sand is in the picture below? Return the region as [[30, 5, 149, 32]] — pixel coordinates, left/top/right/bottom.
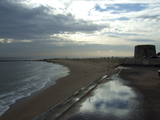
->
[[59, 74, 144, 120]]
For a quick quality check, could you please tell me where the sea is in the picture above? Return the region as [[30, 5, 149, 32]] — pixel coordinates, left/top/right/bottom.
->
[[0, 58, 69, 116]]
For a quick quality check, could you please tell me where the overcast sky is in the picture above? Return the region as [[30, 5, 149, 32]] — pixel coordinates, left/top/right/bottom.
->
[[0, 0, 160, 58]]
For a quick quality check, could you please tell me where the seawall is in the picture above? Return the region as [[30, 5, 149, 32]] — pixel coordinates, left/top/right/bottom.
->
[[121, 58, 160, 67]]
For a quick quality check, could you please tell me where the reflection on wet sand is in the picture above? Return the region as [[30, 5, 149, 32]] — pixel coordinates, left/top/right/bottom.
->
[[63, 74, 144, 120]]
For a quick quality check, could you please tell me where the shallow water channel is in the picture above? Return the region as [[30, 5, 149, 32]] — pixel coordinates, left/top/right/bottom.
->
[[37, 68, 145, 120]]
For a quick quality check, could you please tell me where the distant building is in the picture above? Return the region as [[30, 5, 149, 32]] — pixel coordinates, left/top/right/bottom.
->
[[134, 45, 156, 58]]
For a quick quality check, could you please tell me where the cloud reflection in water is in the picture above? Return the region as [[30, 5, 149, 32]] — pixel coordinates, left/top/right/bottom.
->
[[68, 77, 139, 120]]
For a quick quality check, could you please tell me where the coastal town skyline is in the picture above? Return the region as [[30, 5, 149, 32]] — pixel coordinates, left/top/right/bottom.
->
[[0, 0, 160, 57]]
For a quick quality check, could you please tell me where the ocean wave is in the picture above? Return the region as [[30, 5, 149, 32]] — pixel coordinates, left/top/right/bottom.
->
[[0, 61, 69, 116]]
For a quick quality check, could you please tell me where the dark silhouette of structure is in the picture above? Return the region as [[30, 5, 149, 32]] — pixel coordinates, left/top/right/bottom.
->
[[134, 45, 156, 58], [157, 52, 160, 56]]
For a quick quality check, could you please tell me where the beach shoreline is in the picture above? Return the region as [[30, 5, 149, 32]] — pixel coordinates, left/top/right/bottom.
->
[[0, 58, 120, 120]]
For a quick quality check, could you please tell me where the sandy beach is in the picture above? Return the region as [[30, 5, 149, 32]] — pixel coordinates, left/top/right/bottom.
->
[[2, 58, 160, 120], [0, 58, 120, 120], [120, 66, 160, 120]]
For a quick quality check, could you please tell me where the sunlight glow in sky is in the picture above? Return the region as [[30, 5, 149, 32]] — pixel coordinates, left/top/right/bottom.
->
[[0, 0, 160, 57]]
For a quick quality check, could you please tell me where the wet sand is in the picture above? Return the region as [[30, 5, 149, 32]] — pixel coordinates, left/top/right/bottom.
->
[[0, 58, 120, 120], [120, 66, 160, 120]]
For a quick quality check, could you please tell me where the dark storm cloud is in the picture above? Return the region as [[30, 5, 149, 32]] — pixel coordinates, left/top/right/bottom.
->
[[0, 40, 133, 57], [0, 0, 110, 41]]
